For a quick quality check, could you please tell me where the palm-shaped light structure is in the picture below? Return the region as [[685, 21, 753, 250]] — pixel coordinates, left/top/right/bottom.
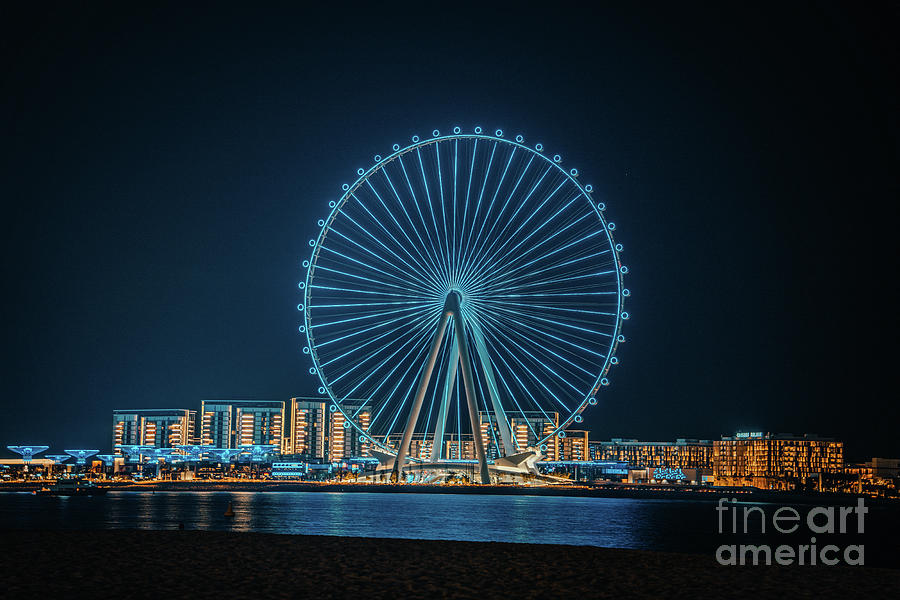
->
[[64, 449, 99, 465], [7, 446, 49, 462]]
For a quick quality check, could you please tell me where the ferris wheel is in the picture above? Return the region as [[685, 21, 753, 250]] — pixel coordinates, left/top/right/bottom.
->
[[299, 127, 628, 483]]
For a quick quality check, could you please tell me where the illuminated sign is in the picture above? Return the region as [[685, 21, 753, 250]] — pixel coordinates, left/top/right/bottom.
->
[[271, 462, 307, 478], [735, 432, 763, 439], [653, 467, 686, 480]]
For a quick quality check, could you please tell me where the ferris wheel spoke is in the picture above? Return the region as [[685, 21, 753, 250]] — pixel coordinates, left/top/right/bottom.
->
[[484, 209, 593, 285], [364, 179, 441, 283], [339, 211, 442, 291], [415, 147, 450, 278], [474, 329, 560, 425], [350, 191, 445, 291], [456, 138, 478, 274], [320, 245, 439, 296], [472, 303, 611, 355], [380, 168, 448, 285], [434, 141, 453, 279], [328, 228, 438, 293], [479, 326, 573, 414], [331, 318, 437, 391], [463, 163, 554, 281], [487, 269, 617, 295], [314, 305, 438, 348], [464, 186, 575, 287], [484, 353, 541, 441], [343, 324, 437, 411], [313, 264, 437, 297], [478, 248, 611, 294], [398, 154, 449, 285], [369, 345, 431, 437], [475, 315, 587, 396], [458, 141, 498, 277], [479, 298, 617, 321], [458, 145, 516, 279], [464, 153, 535, 278], [473, 308, 598, 379], [315, 310, 437, 367]]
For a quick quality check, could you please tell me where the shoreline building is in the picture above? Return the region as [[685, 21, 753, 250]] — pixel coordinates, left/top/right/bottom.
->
[[282, 397, 372, 462], [590, 438, 714, 470], [713, 431, 844, 489], [199, 400, 284, 449], [112, 409, 196, 451]]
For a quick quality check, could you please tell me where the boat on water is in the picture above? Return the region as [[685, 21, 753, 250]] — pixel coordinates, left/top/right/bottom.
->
[[36, 479, 109, 496]]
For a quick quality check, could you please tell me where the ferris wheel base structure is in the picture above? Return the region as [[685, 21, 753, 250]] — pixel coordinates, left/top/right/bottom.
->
[[373, 447, 547, 484]]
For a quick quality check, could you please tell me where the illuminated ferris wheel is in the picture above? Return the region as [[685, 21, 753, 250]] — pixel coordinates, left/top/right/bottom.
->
[[299, 127, 628, 483]]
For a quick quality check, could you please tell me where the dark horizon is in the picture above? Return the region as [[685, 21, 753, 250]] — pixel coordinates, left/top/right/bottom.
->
[[2, 3, 897, 461]]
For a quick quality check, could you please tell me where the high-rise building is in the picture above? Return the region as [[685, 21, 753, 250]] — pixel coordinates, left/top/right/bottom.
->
[[282, 398, 371, 461], [199, 400, 284, 449], [713, 432, 844, 489], [284, 398, 328, 458], [112, 409, 196, 451]]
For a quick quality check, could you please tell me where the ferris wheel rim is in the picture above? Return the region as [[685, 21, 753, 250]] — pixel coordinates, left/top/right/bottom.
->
[[300, 128, 627, 457]]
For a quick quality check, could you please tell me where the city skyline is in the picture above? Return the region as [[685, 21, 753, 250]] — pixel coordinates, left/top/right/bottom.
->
[[3, 4, 897, 459]]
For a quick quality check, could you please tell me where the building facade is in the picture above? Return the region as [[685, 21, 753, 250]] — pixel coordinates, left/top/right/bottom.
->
[[713, 432, 844, 489], [199, 400, 284, 449], [591, 438, 714, 469], [112, 409, 196, 451], [282, 398, 372, 461]]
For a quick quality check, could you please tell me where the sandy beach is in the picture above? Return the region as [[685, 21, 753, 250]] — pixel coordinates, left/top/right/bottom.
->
[[1, 529, 897, 599]]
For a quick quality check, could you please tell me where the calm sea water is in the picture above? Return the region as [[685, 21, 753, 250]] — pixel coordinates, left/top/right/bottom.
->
[[1, 491, 898, 565]]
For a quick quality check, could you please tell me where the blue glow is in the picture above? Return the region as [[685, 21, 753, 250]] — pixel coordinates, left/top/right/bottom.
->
[[653, 466, 687, 480], [374, 155, 381, 161], [610, 356, 618, 365], [585, 184, 593, 192], [64, 449, 99, 465], [495, 129, 503, 136], [6, 445, 49, 461], [302, 129, 628, 455], [432, 129, 440, 137]]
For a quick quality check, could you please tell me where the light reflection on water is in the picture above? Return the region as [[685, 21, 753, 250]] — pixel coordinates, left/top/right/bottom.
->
[[4, 491, 898, 564], [0, 491, 710, 550]]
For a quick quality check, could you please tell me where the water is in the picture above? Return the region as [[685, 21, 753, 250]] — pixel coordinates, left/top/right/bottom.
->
[[1, 491, 898, 564]]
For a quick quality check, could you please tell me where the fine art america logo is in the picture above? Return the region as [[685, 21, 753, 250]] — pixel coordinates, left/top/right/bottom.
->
[[715, 497, 867, 566]]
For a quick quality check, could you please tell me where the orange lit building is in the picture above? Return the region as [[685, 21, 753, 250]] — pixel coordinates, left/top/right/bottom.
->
[[112, 409, 196, 451], [592, 438, 714, 469], [713, 432, 843, 489]]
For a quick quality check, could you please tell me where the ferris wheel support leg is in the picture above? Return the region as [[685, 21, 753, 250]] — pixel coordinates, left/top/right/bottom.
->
[[448, 300, 492, 485], [469, 319, 516, 456], [391, 311, 451, 483], [430, 337, 458, 462]]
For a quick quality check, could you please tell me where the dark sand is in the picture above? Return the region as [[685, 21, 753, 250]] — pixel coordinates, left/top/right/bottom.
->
[[1, 530, 897, 599]]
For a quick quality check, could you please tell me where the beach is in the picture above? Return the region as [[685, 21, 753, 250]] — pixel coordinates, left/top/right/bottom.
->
[[1, 529, 897, 599]]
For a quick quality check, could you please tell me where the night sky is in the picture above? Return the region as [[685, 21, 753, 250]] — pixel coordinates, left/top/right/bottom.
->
[[2, 3, 897, 459]]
